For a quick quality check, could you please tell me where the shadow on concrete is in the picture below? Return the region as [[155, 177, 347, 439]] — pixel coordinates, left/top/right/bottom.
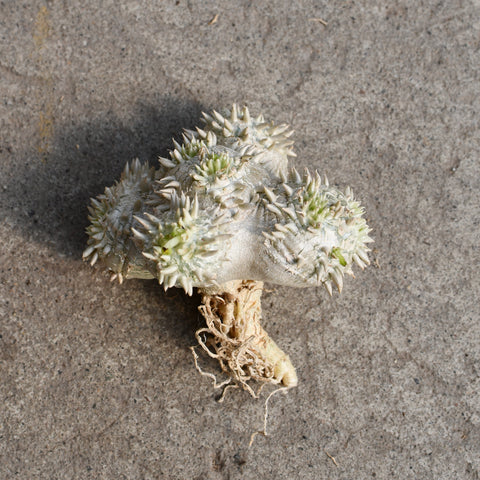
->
[[4, 95, 207, 346], [138, 278, 205, 349], [6, 96, 205, 258]]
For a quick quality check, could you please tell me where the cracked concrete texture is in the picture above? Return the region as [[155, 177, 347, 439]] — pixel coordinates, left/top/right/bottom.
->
[[1, 1, 479, 478]]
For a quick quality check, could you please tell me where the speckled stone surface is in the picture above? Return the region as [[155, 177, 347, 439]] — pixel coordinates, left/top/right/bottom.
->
[[1, 1, 479, 479]]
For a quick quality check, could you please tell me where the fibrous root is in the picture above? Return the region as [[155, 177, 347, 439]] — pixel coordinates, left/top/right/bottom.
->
[[195, 279, 298, 397]]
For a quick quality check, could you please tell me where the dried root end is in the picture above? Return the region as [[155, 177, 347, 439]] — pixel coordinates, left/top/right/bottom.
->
[[195, 280, 298, 397], [248, 386, 290, 447]]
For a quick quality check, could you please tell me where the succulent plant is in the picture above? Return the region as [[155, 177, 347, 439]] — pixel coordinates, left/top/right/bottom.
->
[[84, 105, 372, 394]]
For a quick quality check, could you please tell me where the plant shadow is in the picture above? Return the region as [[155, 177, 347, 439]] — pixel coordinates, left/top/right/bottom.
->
[[6, 96, 206, 344]]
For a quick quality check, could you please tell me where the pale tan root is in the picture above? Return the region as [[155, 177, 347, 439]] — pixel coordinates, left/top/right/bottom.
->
[[248, 387, 289, 447], [196, 279, 298, 396], [190, 346, 237, 403]]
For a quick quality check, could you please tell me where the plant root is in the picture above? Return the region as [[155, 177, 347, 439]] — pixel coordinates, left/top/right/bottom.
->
[[195, 279, 298, 396], [248, 386, 290, 447], [190, 346, 237, 402]]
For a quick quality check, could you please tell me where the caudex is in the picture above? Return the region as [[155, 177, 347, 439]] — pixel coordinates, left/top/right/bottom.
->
[[83, 104, 372, 396]]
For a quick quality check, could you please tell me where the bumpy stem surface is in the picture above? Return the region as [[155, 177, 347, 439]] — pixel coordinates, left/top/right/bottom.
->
[[196, 280, 297, 394]]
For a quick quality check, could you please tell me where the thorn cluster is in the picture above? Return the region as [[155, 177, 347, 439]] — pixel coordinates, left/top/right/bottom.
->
[[84, 105, 372, 297], [83, 159, 156, 283]]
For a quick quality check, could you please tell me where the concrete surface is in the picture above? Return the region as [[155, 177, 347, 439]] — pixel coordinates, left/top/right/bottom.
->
[[1, 1, 479, 478]]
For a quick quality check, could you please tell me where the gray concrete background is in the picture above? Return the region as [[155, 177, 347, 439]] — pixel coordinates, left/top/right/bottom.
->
[[1, 1, 479, 478]]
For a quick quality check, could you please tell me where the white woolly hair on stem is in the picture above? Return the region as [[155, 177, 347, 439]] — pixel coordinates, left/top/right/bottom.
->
[[83, 104, 373, 411]]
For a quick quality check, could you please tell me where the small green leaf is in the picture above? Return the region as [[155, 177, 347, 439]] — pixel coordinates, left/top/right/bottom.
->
[[332, 247, 347, 266]]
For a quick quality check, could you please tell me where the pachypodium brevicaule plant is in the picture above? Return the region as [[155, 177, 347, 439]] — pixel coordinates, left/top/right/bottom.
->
[[84, 104, 372, 395]]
